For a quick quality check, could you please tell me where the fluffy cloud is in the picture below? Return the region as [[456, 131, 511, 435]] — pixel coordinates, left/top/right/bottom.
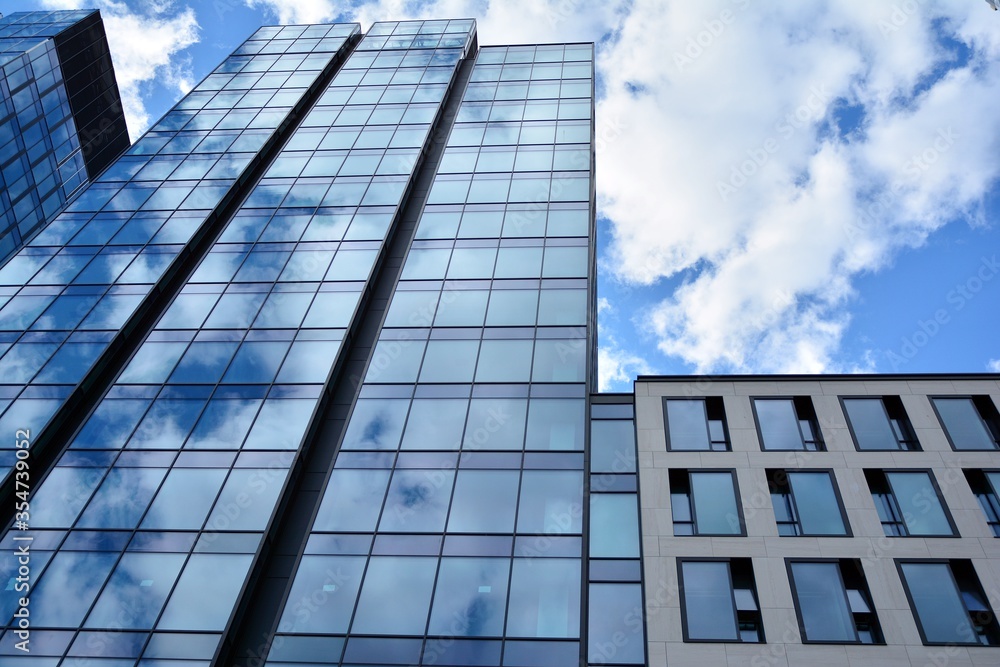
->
[[43, 0, 199, 138], [597, 0, 1000, 373], [246, 0, 624, 45], [989, 359, 1000, 372]]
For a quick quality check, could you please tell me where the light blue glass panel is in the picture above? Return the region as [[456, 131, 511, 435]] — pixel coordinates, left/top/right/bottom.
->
[[157, 554, 254, 631], [29, 466, 105, 527], [665, 400, 709, 451], [506, 559, 580, 638], [428, 558, 510, 636], [118, 342, 188, 383], [590, 420, 636, 473], [887, 472, 953, 536], [400, 398, 466, 450], [140, 468, 228, 530], [74, 465, 166, 529], [185, 397, 262, 449], [934, 398, 996, 450], [755, 399, 803, 450], [419, 339, 478, 383], [789, 562, 855, 642], [681, 561, 737, 641], [314, 469, 391, 532], [279, 555, 366, 634], [29, 551, 118, 627], [465, 398, 527, 451], [475, 340, 533, 382], [590, 494, 639, 558], [588, 584, 644, 664], [242, 398, 314, 449], [788, 472, 847, 536], [447, 469, 519, 532], [70, 398, 152, 449], [84, 553, 187, 629], [341, 398, 408, 450], [517, 470, 582, 534], [843, 398, 898, 450], [351, 556, 438, 634], [378, 469, 454, 532], [900, 562, 975, 644], [525, 399, 584, 450], [691, 472, 741, 535]]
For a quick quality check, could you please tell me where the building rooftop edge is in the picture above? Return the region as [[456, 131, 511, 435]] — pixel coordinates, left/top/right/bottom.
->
[[636, 372, 1000, 382]]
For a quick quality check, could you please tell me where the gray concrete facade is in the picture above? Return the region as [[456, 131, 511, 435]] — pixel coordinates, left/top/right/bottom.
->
[[635, 375, 1000, 666]]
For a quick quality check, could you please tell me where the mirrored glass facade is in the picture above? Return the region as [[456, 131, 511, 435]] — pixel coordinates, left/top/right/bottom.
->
[[0, 10, 129, 261]]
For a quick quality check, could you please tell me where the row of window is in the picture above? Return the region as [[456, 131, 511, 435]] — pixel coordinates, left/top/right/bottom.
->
[[678, 557, 999, 647], [664, 395, 1000, 452], [670, 466, 1000, 538]]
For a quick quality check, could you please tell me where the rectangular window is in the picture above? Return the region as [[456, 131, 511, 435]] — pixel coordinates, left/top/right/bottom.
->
[[670, 469, 743, 536], [664, 397, 729, 451], [964, 469, 1000, 537], [897, 560, 1000, 645], [842, 396, 919, 451], [767, 469, 849, 536], [865, 470, 956, 537], [932, 396, 1000, 451], [787, 559, 882, 644], [752, 397, 823, 451], [678, 559, 762, 643]]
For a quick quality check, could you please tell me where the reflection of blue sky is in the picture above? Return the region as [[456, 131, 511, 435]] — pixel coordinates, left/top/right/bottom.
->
[[351, 556, 437, 635], [128, 398, 207, 449], [243, 398, 314, 449], [79, 293, 144, 329], [0, 294, 53, 329], [84, 553, 186, 629], [447, 470, 518, 533], [276, 340, 343, 383], [29, 466, 106, 528], [29, 293, 100, 330], [185, 398, 262, 449], [342, 399, 407, 450], [77, 467, 167, 529], [428, 558, 509, 637], [157, 554, 253, 631], [34, 342, 104, 384], [0, 550, 53, 622], [118, 341, 188, 383], [28, 551, 118, 627], [204, 292, 267, 328], [400, 399, 466, 450], [507, 558, 580, 638], [517, 471, 582, 534], [0, 342, 60, 382], [204, 468, 288, 531], [221, 340, 290, 383], [71, 398, 151, 449], [379, 470, 454, 532], [141, 468, 228, 530], [315, 469, 390, 532], [278, 555, 365, 634], [169, 341, 239, 383]]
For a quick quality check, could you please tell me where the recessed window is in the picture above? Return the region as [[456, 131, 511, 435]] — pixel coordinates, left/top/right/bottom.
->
[[664, 398, 729, 451], [865, 470, 956, 537], [932, 396, 1000, 451], [752, 397, 823, 451], [842, 396, 919, 451], [964, 469, 1000, 537], [678, 558, 762, 643], [670, 469, 743, 536], [897, 560, 1000, 645], [787, 559, 882, 644], [767, 469, 849, 536]]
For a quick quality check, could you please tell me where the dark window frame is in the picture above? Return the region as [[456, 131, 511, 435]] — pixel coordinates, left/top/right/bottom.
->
[[677, 557, 764, 644], [930, 395, 1000, 452], [750, 396, 824, 452], [766, 468, 852, 537], [785, 558, 884, 645], [662, 396, 731, 452], [669, 468, 746, 537], [864, 469, 959, 538], [840, 395, 920, 452], [895, 558, 1000, 646], [963, 469, 1000, 537]]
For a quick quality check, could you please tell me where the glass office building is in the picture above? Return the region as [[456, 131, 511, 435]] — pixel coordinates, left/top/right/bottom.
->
[[0, 17, 644, 667], [0, 10, 130, 261], [1, 15, 999, 667]]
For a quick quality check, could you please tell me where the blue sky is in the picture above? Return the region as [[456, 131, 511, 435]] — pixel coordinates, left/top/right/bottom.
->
[[21, 0, 1000, 390]]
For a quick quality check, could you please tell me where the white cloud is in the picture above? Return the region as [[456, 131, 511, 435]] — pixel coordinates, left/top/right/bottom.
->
[[597, 0, 1000, 373], [246, 0, 624, 45], [989, 359, 1000, 372], [43, 0, 200, 139], [596, 296, 654, 391]]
